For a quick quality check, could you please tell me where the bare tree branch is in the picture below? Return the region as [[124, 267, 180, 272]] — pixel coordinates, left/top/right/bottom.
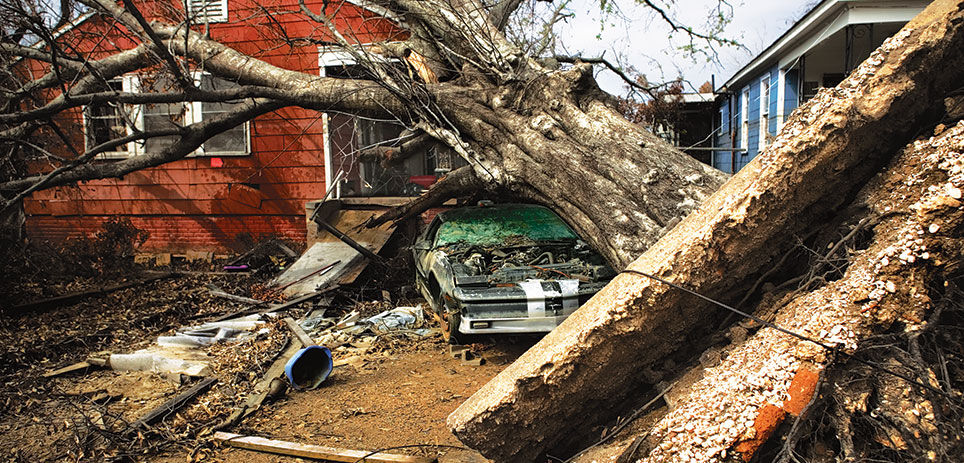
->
[[117, 0, 194, 90], [1, 98, 284, 200], [553, 54, 659, 98], [358, 131, 439, 167]]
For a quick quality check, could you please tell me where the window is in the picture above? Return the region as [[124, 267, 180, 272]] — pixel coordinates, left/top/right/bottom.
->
[[187, 0, 227, 23], [84, 77, 137, 158], [319, 47, 448, 198], [196, 74, 248, 155], [760, 75, 770, 149], [82, 73, 249, 158], [740, 87, 749, 151], [140, 74, 184, 154]]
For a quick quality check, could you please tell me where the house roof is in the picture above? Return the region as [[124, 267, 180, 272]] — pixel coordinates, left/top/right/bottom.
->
[[718, 0, 928, 92]]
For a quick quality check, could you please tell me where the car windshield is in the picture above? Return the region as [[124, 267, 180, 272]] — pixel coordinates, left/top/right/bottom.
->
[[434, 205, 578, 247]]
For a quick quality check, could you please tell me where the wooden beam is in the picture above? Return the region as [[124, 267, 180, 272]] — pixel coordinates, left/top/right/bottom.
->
[[207, 286, 280, 309], [42, 361, 95, 378], [213, 432, 436, 463], [283, 317, 314, 347], [128, 376, 216, 431], [207, 285, 339, 323]]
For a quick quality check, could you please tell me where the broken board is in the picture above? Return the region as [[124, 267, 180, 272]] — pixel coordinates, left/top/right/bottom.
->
[[213, 432, 435, 463], [275, 209, 395, 297]]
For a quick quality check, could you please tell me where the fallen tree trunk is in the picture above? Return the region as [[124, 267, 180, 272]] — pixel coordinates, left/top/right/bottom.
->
[[621, 119, 964, 463], [447, 2, 964, 461]]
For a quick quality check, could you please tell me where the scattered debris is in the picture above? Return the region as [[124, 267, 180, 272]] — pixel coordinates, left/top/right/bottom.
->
[[303, 305, 433, 349], [107, 313, 270, 378], [212, 338, 301, 431], [8, 272, 178, 315]]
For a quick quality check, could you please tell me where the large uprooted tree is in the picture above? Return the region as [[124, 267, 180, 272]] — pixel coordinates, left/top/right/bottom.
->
[[3, 0, 964, 461], [0, 0, 729, 267]]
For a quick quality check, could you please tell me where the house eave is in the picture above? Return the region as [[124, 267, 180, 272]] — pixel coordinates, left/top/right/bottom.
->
[[719, 0, 928, 92]]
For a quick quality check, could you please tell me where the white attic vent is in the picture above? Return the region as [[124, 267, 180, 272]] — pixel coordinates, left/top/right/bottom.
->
[[188, 0, 228, 23]]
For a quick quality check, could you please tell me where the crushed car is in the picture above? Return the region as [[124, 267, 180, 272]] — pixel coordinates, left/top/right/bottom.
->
[[412, 203, 615, 343]]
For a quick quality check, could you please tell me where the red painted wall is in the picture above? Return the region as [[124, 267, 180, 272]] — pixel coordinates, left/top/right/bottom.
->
[[22, 0, 405, 252]]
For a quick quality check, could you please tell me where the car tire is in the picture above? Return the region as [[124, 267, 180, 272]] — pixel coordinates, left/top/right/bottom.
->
[[442, 309, 465, 345], [445, 312, 466, 345]]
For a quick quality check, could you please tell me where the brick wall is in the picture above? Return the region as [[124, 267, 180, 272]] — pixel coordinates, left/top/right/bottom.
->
[[26, 215, 306, 253]]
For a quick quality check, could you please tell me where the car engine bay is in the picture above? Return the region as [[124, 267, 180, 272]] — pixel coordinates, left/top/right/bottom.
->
[[441, 240, 615, 286]]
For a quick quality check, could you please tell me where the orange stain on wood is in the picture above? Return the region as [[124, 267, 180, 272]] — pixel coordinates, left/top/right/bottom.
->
[[783, 366, 821, 416], [734, 366, 821, 461]]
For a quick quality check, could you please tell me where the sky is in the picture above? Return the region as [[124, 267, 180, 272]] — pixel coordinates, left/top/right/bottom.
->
[[553, 0, 813, 95]]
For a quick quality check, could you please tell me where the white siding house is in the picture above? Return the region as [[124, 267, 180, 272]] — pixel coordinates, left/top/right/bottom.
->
[[712, 0, 929, 173]]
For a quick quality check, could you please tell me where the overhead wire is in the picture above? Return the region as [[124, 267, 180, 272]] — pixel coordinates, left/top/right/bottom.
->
[[619, 268, 961, 403]]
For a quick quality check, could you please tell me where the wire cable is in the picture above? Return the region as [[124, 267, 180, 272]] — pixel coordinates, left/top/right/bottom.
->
[[619, 269, 960, 403]]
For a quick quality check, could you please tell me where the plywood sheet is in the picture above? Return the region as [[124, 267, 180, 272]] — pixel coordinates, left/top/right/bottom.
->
[[276, 207, 397, 296]]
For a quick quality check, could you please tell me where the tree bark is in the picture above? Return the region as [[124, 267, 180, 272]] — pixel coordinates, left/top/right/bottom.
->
[[626, 114, 964, 463], [434, 65, 727, 267], [447, 2, 964, 461]]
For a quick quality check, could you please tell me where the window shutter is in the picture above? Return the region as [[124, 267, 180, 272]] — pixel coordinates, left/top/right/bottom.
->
[[188, 0, 228, 23]]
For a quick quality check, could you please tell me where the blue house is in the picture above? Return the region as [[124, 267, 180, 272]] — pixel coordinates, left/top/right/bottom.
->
[[713, 0, 929, 173]]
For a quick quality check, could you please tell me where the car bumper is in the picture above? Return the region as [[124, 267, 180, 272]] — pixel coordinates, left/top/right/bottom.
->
[[458, 315, 570, 334], [451, 279, 604, 335]]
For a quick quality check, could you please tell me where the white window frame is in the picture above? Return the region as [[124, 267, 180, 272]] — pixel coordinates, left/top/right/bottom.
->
[[190, 72, 251, 157], [83, 75, 139, 159], [83, 73, 250, 159], [776, 69, 786, 132], [187, 0, 228, 23], [319, 47, 357, 198], [760, 74, 770, 150], [740, 87, 750, 151]]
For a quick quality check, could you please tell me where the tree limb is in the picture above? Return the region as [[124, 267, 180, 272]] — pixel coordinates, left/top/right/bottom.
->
[[366, 165, 482, 227], [0, 98, 284, 201], [489, 0, 525, 32], [553, 54, 657, 98], [358, 131, 438, 167], [1, 85, 304, 125]]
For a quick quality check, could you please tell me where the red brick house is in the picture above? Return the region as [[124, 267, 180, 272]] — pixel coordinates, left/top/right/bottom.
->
[[21, 0, 429, 252]]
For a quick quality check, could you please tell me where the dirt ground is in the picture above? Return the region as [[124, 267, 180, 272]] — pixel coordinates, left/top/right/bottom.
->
[[183, 338, 530, 462], [0, 237, 533, 463]]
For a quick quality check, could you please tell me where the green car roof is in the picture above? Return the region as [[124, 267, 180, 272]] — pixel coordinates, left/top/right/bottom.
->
[[434, 204, 578, 247]]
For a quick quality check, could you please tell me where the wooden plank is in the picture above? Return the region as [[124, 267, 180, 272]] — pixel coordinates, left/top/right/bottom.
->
[[128, 377, 217, 431], [283, 317, 314, 347], [207, 287, 279, 309], [213, 432, 436, 463]]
